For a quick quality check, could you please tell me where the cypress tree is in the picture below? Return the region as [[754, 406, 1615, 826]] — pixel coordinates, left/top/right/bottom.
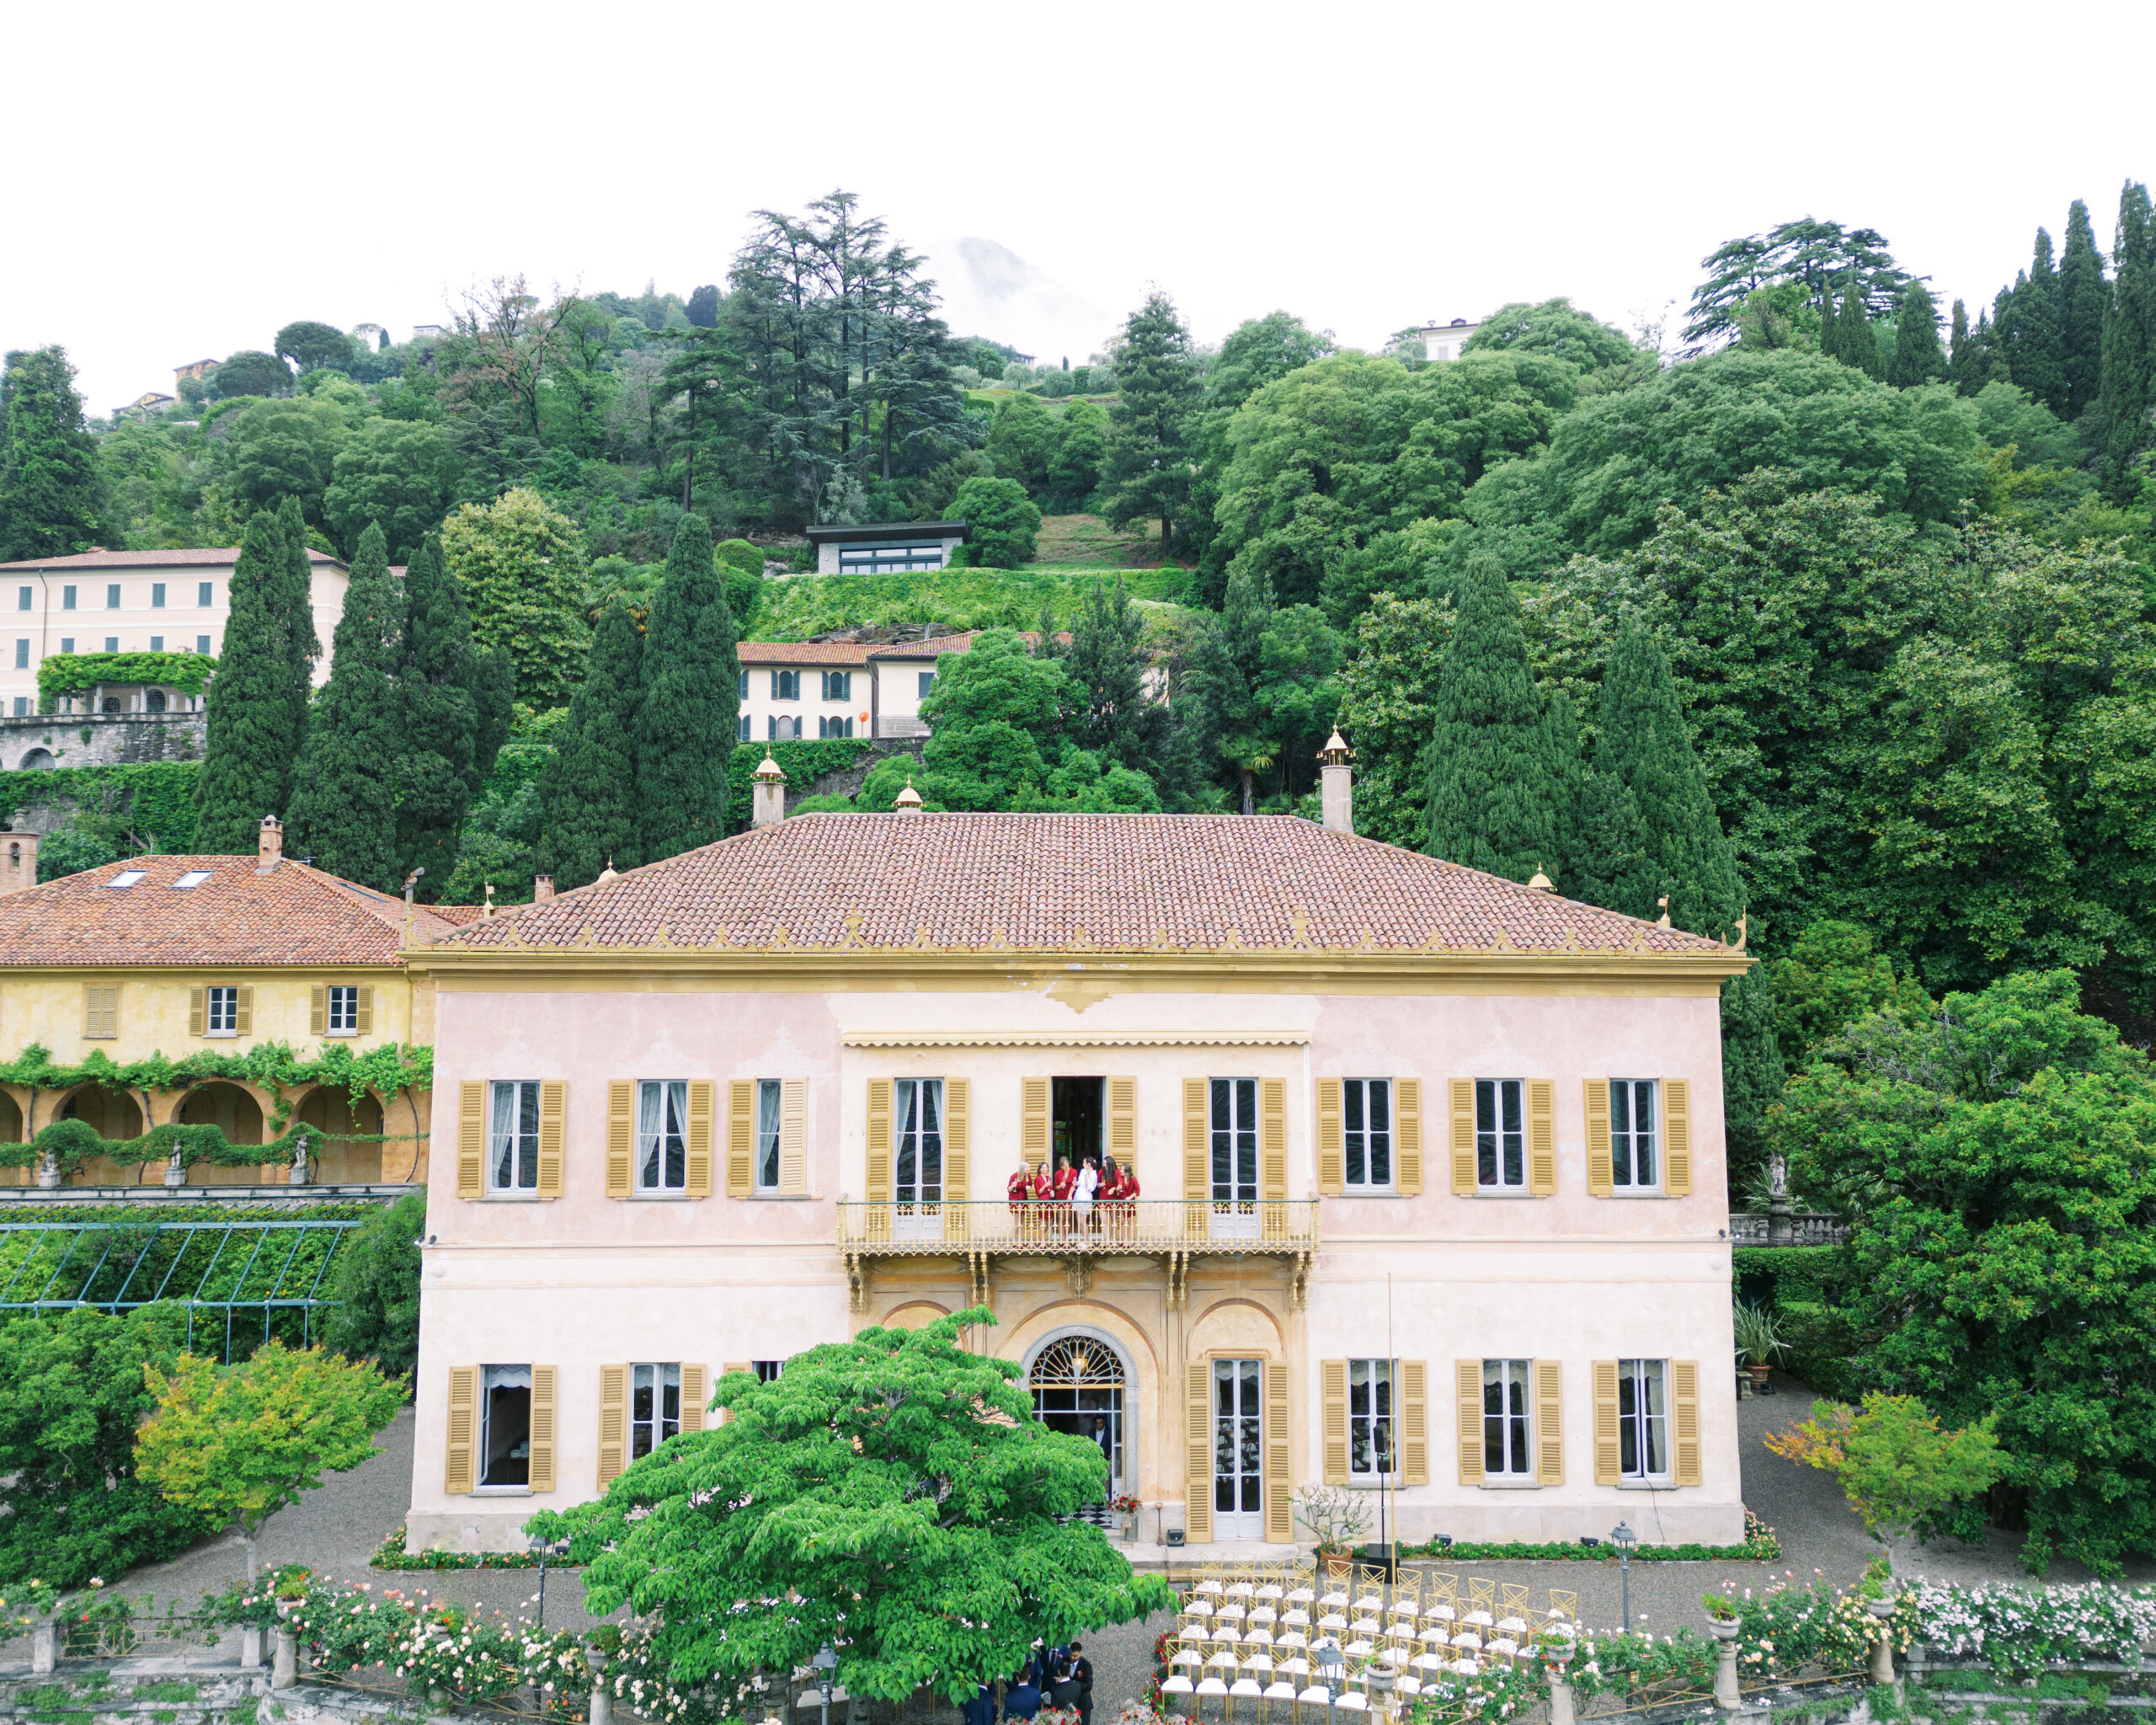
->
[[195, 512, 304, 852], [1964, 307, 2009, 391], [1946, 299, 1973, 393], [2058, 198, 2108, 418], [636, 515, 739, 862], [1187, 562, 1273, 814], [472, 645, 515, 793], [0, 346, 109, 561], [1422, 554, 1573, 884], [2101, 179, 2156, 501], [2010, 230, 2067, 410], [1824, 277, 1875, 375], [397, 534, 480, 892], [1887, 280, 1947, 387], [538, 599, 643, 889], [1993, 278, 2024, 386], [286, 524, 403, 889], [272, 495, 323, 781]]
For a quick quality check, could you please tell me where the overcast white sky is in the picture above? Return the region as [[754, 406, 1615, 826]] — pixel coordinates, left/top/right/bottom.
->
[[10, 0, 2153, 413]]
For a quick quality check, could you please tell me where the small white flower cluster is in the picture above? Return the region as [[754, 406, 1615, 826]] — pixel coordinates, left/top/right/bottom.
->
[[1909, 1581, 2156, 1666]]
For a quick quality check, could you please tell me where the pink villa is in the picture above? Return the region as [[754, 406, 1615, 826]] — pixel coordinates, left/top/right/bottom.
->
[[403, 769, 1750, 1554]]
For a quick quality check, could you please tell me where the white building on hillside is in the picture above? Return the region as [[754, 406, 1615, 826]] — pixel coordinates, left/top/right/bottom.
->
[[735, 630, 985, 742], [1417, 318, 1483, 361], [804, 521, 968, 575]]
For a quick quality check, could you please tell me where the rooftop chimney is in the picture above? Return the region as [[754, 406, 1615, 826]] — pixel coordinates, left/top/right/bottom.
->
[[257, 814, 284, 873], [1317, 730, 1354, 835], [0, 831, 39, 895], [533, 874, 555, 900], [894, 778, 924, 813], [751, 752, 788, 827]]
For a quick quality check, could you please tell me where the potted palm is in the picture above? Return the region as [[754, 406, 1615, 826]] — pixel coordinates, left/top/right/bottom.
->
[[1732, 1302, 1788, 1393], [1293, 1483, 1372, 1577]]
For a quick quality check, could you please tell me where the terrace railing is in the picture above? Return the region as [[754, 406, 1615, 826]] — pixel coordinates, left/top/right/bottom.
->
[[837, 1197, 1319, 1256]]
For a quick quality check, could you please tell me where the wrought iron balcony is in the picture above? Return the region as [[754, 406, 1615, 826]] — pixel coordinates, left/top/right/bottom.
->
[[836, 1198, 1321, 1257]]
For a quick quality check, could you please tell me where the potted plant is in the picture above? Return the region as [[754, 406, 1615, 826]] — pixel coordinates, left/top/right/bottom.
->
[[1293, 1483, 1372, 1577], [1108, 1493, 1140, 1537], [1732, 1302, 1789, 1391], [1700, 1592, 1742, 1638]]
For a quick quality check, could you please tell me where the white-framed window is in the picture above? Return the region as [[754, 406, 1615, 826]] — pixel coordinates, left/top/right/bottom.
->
[[1611, 1080, 1658, 1188], [638, 1080, 688, 1193], [1618, 1359, 1668, 1479], [105, 585, 121, 609], [755, 1079, 782, 1191], [818, 715, 853, 738], [59, 637, 73, 653], [1481, 1359, 1532, 1477], [104, 637, 118, 653], [149, 635, 163, 652], [1209, 1077, 1258, 1204], [1348, 1358, 1394, 1478], [12, 640, 24, 670], [753, 1359, 785, 1383], [326, 984, 359, 1033], [152, 583, 167, 607], [894, 1077, 942, 1205], [197, 582, 214, 606], [821, 670, 851, 701], [196, 634, 211, 654], [1477, 1078, 1527, 1188], [1342, 1077, 1391, 1188], [489, 1080, 541, 1192], [205, 984, 239, 1033], [480, 1364, 531, 1485], [630, 1363, 680, 1460], [61, 586, 76, 611], [14, 587, 28, 611], [771, 669, 800, 701], [917, 670, 935, 698]]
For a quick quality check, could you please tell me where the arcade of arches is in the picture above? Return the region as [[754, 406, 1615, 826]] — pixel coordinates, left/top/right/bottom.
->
[[0, 1080, 394, 1186]]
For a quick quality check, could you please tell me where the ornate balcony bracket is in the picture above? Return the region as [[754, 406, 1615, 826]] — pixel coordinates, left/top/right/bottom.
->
[[1290, 1248, 1312, 1311], [845, 1252, 867, 1314], [969, 1249, 992, 1310], [1164, 1248, 1190, 1311], [1064, 1256, 1095, 1300]]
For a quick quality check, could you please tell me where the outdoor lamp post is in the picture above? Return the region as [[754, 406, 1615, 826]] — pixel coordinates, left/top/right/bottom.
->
[[1609, 1522, 1638, 1634], [1317, 1638, 1346, 1725], [529, 1536, 570, 1629], [813, 1643, 838, 1725]]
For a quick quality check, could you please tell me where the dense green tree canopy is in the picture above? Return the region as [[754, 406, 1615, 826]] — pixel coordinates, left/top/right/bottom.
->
[[951, 475, 1041, 567], [635, 515, 738, 861], [194, 510, 307, 852], [1102, 291, 1200, 554], [286, 524, 402, 888], [322, 418, 459, 562], [211, 350, 295, 398], [1465, 298, 1641, 371], [539, 598, 643, 887], [0, 346, 109, 561], [216, 394, 357, 529], [274, 320, 359, 376], [440, 486, 590, 709]]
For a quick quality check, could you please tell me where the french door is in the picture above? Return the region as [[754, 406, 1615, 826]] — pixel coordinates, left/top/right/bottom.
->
[[894, 1078, 942, 1240], [1209, 1077, 1260, 1239], [1214, 1358, 1265, 1539]]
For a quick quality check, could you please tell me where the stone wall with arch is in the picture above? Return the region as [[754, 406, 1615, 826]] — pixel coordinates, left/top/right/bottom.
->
[[1185, 1295, 1287, 1363]]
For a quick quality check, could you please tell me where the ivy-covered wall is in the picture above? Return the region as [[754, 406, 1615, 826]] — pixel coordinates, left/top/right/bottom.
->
[[1, 760, 205, 852], [1733, 1244, 1863, 1398]]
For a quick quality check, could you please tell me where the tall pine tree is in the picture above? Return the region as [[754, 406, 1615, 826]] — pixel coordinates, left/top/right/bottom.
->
[[2058, 199, 2109, 419], [397, 534, 481, 892], [1823, 277, 1876, 375], [2100, 179, 2156, 501], [1102, 291, 1202, 556], [286, 524, 402, 889], [1065, 575, 1161, 773], [1422, 554, 1572, 883], [0, 346, 109, 561], [2009, 229, 2067, 410], [1887, 280, 1947, 387], [538, 599, 643, 889], [195, 512, 305, 852], [635, 515, 739, 862]]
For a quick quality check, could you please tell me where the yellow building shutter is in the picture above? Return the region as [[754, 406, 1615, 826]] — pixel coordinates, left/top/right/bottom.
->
[[355, 985, 373, 1035], [1593, 1360, 1621, 1484], [528, 1365, 557, 1492], [727, 1080, 755, 1197], [686, 1081, 714, 1198], [1396, 1077, 1422, 1195], [1672, 1360, 1701, 1485], [1315, 1079, 1343, 1195], [1182, 1078, 1209, 1204], [719, 1364, 750, 1423], [187, 986, 205, 1039], [457, 1081, 485, 1198], [1455, 1359, 1484, 1484], [1265, 1361, 1292, 1543], [943, 1077, 969, 1203], [606, 1081, 635, 1198], [1663, 1079, 1692, 1195], [95, 987, 118, 1039], [536, 1081, 565, 1197], [1534, 1359, 1564, 1485], [1449, 1078, 1476, 1194], [1528, 1080, 1557, 1195], [679, 1363, 708, 1434], [597, 1364, 628, 1489], [1021, 1076, 1050, 1167], [234, 985, 253, 1035], [1401, 1359, 1428, 1484], [779, 1079, 807, 1195], [1322, 1358, 1348, 1484], [1584, 1080, 1613, 1196], [1107, 1076, 1136, 1165], [1185, 1360, 1213, 1543], [445, 1366, 477, 1493], [1260, 1077, 1286, 1202], [310, 985, 327, 1036], [866, 1079, 893, 1202]]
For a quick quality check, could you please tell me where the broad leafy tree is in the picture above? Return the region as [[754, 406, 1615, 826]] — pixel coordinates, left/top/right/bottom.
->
[[210, 350, 294, 399], [0, 347, 109, 562], [274, 321, 359, 376], [440, 486, 590, 710], [950, 475, 1040, 566], [322, 419, 460, 562]]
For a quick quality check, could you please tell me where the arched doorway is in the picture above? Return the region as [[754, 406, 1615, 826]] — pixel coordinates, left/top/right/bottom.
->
[[19, 749, 53, 770], [1027, 1333, 1128, 1524], [179, 1081, 270, 1183], [296, 1087, 385, 1183], [0, 1091, 25, 1183], [61, 1083, 147, 1184]]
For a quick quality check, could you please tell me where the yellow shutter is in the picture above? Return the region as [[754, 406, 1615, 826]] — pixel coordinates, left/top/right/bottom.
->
[[606, 1081, 635, 1198], [866, 1079, 893, 1202], [597, 1364, 628, 1488], [355, 985, 373, 1035], [680, 1363, 708, 1434], [943, 1077, 969, 1202], [1315, 1078, 1343, 1194], [1260, 1077, 1286, 1201], [1185, 1360, 1212, 1543], [445, 1366, 477, 1493], [1107, 1076, 1135, 1164], [1528, 1080, 1556, 1195], [1449, 1078, 1476, 1194], [1401, 1359, 1428, 1485], [1663, 1079, 1692, 1195], [719, 1363, 750, 1423], [528, 1365, 557, 1492], [99, 988, 118, 1039], [1593, 1360, 1621, 1484], [1021, 1076, 1050, 1167], [686, 1081, 714, 1197], [536, 1081, 565, 1197], [187, 986, 204, 1039], [1396, 1077, 1422, 1195], [780, 1078, 807, 1195], [1455, 1359, 1484, 1484], [1534, 1359, 1564, 1485], [310, 985, 327, 1036], [234, 985, 253, 1036], [1322, 1358, 1348, 1484], [727, 1080, 755, 1197], [1672, 1360, 1701, 1485], [457, 1081, 484, 1198], [1584, 1080, 1613, 1197], [1265, 1361, 1292, 1542], [1182, 1077, 1208, 1204]]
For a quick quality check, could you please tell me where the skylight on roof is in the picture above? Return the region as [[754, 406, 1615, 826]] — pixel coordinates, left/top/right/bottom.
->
[[106, 869, 147, 889], [173, 870, 211, 889]]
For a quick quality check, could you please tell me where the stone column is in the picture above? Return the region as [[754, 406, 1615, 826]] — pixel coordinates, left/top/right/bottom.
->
[[30, 1615, 58, 1674], [1866, 1603, 1897, 1686], [241, 1624, 264, 1669], [1547, 1674, 1575, 1725], [1710, 1621, 1742, 1709]]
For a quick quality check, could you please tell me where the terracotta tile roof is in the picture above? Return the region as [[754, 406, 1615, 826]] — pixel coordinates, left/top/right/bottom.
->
[[427, 904, 487, 926], [870, 633, 981, 660], [0, 548, 345, 571], [435, 814, 1734, 957], [737, 641, 884, 665], [0, 855, 456, 967]]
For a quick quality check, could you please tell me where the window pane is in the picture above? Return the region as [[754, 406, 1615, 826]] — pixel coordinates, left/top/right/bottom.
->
[[491, 1082, 518, 1188], [1368, 1080, 1390, 1188], [895, 1081, 918, 1195], [757, 1079, 782, 1188], [1344, 1080, 1365, 1187], [638, 1081, 663, 1188]]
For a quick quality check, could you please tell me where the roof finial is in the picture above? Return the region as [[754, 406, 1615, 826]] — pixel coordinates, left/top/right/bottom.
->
[[1734, 910, 1748, 951], [1527, 864, 1554, 892], [894, 777, 924, 811], [597, 856, 619, 883], [482, 880, 495, 920], [1656, 895, 1671, 927]]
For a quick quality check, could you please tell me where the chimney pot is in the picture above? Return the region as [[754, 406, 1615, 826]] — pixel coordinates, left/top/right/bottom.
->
[[533, 874, 555, 900], [751, 753, 788, 827], [1317, 731, 1354, 836], [0, 831, 38, 895], [257, 814, 284, 873]]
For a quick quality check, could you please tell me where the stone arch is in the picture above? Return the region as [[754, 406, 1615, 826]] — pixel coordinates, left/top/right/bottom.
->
[[873, 1300, 952, 1331], [57, 1082, 147, 1185], [295, 1084, 385, 1184], [178, 1081, 279, 1185], [1005, 1301, 1162, 1503], [18, 748, 53, 771], [0, 1089, 25, 1183], [1185, 1296, 1286, 1361]]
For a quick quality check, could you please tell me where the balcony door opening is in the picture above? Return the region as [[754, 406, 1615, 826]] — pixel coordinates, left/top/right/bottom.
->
[[1030, 1334, 1124, 1525], [1052, 1076, 1105, 1174]]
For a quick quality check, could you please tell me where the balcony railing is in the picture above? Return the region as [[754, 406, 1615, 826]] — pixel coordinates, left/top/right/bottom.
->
[[837, 1198, 1320, 1256], [1727, 1211, 1850, 1244]]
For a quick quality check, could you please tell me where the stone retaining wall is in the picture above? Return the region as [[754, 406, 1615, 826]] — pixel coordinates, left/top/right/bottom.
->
[[0, 713, 205, 776]]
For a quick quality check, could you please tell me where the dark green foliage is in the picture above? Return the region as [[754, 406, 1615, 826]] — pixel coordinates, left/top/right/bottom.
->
[[2006, 231, 2066, 410], [636, 515, 738, 862], [538, 599, 643, 889], [2057, 200, 2107, 418], [322, 1192, 424, 1381], [686, 285, 720, 328], [273, 494, 323, 724], [1820, 279, 1876, 376], [1465, 299, 1640, 371], [3, 762, 202, 857], [0, 1304, 220, 1586], [394, 536, 479, 892], [274, 321, 357, 375], [1765, 920, 1934, 1071], [36, 827, 120, 879], [1064, 577, 1161, 772], [1948, 302, 2009, 395], [209, 351, 292, 399], [950, 476, 1041, 567], [1684, 219, 1908, 349], [195, 512, 305, 852], [322, 419, 459, 563], [1886, 281, 1946, 388], [721, 737, 874, 828], [1331, 593, 1451, 846], [286, 525, 402, 889], [1102, 291, 1202, 554], [2100, 181, 2156, 499], [472, 646, 515, 789], [0, 347, 109, 561]]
